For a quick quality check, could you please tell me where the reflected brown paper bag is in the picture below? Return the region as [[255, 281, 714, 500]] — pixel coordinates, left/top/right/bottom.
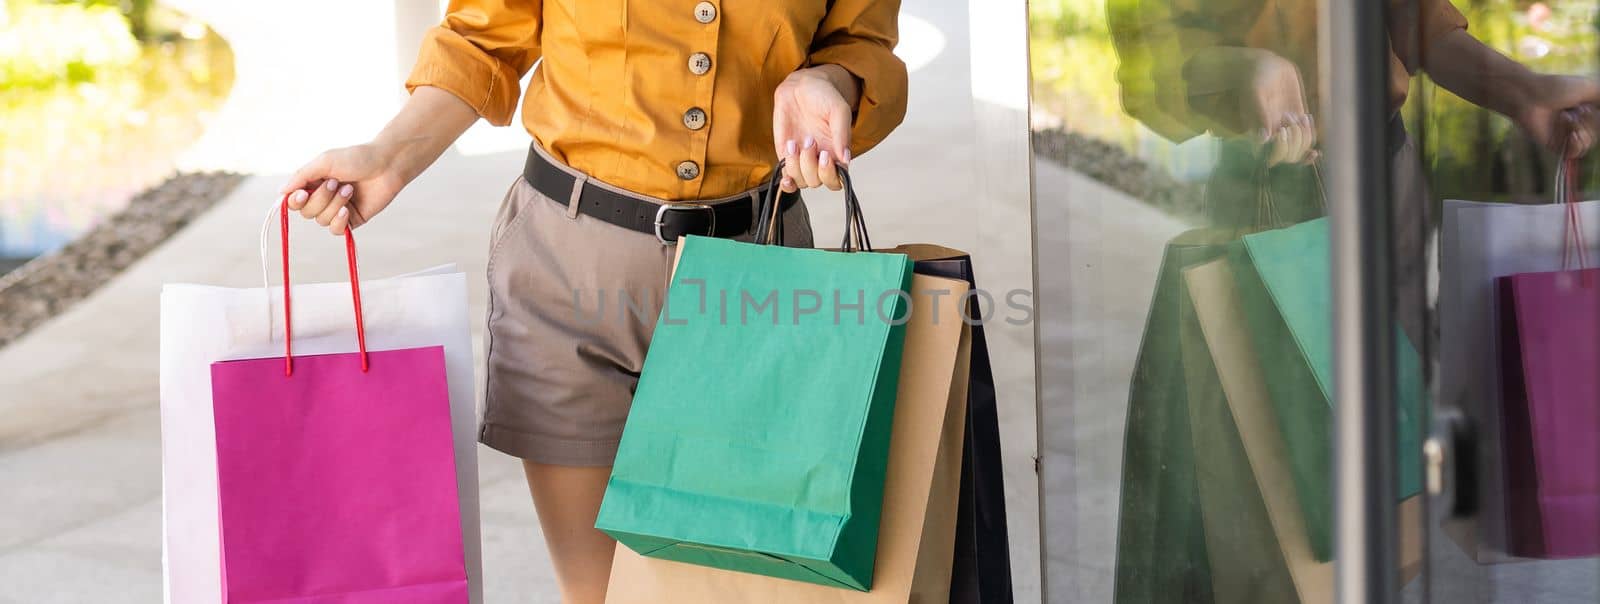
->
[[1183, 259, 1421, 604], [604, 273, 972, 603]]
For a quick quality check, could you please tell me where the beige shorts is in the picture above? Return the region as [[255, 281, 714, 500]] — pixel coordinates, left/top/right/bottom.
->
[[482, 175, 813, 466]]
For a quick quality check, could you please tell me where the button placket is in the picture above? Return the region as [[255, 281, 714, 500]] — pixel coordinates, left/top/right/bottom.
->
[[680, 3, 719, 194]]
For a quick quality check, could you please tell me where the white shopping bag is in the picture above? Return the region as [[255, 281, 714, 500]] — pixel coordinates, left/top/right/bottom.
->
[[1439, 196, 1600, 563], [158, 204, 482, 603]]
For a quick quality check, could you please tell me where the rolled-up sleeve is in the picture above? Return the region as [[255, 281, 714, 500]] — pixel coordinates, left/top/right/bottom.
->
[[806, 0, 909, 155], [1389, 0, 1467, 74], [405, 0, 542, 126]]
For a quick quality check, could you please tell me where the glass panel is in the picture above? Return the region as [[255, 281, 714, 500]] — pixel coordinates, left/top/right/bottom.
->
[[1414, 0, 1600, 601], [1032, 0, 1342, 601]]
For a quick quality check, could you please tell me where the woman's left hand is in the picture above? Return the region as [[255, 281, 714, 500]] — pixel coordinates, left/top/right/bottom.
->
[[773, 65, 860, 192], [1517, 74, 1600, 158]]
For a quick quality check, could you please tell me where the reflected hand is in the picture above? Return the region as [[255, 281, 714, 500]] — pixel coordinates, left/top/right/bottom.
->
[[1516, 74, 1600, 158], [1187, 48, 1318, 166], [277, 143, 404, 235], [1240, 52, 1318, 166], [773, 65, 858, 192]]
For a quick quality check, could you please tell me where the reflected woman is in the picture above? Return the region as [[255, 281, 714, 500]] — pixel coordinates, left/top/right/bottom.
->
[[1106, 1, 1599, 603], [1111, 0, 1598, 338]]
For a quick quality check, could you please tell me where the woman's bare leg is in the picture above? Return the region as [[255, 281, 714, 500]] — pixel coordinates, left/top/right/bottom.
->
[[523, 461, 616, 604]]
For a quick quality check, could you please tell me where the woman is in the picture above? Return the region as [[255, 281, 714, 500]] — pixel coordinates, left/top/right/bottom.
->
[[276, 2, 908, 601]]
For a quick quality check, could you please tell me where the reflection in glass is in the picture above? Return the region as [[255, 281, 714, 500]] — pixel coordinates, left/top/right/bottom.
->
[[1031, 0, 1600, 601], [1429, 2, 1600, 600]]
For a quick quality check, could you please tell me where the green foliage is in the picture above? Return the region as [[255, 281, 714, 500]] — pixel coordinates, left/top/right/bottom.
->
[[0, 0, 234, 250], [1030, 0, 1600, 208], [1029, 0, 1214, 184], [1031, 0, 1109, 38], [0, 1, 141, 90]]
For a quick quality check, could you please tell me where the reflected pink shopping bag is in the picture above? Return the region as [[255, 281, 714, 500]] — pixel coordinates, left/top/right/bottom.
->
[[1495, 161, 1600, 559], [209, 200, 468, 602]]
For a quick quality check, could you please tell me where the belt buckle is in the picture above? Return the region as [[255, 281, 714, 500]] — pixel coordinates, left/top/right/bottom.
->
[[654, 202, 716, 245]]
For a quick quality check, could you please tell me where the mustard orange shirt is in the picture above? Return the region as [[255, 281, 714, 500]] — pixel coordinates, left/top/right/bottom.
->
[[407, 0, 908, 200]]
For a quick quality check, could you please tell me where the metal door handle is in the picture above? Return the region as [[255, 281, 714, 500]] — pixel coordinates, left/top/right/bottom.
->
[[1426, 408, 1477, 520]]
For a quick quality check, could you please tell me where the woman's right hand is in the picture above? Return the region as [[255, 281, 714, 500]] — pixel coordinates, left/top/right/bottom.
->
[[1241, 52, 1317, 166], [1187, 48, 1318, 166], [279, 143, 404, 235], [277, 86, 483, 235]]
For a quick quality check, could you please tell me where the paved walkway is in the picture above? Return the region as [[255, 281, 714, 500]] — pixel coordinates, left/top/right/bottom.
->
[[0, 1, 1045, 602]]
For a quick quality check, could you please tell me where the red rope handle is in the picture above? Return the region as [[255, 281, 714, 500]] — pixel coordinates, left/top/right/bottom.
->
[[1563, 157, 1590, 271], [345, 226, 369, 372], [279, 194, 369, 376], [281, 196, 293, 376]]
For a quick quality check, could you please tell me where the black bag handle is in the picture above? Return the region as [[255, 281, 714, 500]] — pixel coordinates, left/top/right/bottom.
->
[[754, 160, 872, 251]]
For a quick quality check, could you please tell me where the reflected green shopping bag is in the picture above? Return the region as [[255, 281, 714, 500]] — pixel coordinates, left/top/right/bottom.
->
[[595, 234, 914, 592], [1114, 228, 1242, 604], [1227, 217, 1424, 562], [1114, 161, 1329, 603]]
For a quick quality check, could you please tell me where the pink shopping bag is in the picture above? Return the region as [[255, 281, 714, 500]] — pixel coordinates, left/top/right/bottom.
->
[[209, 200, 468, 602], [1495, 159, 1600, 559], [1496, 268, 1600, 559]]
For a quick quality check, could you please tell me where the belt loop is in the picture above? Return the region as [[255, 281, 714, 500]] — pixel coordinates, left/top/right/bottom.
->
[[566, 173, 588, 220]]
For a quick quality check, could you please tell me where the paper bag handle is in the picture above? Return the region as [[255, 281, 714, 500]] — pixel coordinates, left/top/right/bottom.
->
[[754, 159, 872, 251], [1554, 146, 1590, 271], [257, 195, 369, 376]]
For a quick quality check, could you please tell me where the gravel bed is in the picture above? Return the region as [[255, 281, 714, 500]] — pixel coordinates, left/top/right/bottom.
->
[[0, 171, 245, 347], [1032, 126, 1204, 220]]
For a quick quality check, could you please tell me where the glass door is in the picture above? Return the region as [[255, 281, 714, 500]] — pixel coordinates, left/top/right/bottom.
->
[[1030, 0, 1349, 601], [1028, 0, 1596, 601]]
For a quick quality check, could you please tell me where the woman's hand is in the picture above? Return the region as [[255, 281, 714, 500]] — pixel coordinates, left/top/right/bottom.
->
[[1186, 48, 1318, 166], [1242, 52, 1317, 166], [1514, 74, 1600, 158], [773, 64, 860, 192], [279, 143, 404, 235], [278, 86, 480, 235]]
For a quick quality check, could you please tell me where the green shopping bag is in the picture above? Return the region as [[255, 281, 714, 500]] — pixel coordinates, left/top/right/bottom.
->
[[596, 179, 914, 591], [1227, 217, 1425, 562], [1114, 228, 1248, 604]]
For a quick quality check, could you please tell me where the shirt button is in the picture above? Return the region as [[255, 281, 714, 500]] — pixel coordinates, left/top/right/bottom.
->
[[676, 160, 701, 180], [683, 107, 708, 131], [688, 52, 712, 75], [694, 2, 717, 24]]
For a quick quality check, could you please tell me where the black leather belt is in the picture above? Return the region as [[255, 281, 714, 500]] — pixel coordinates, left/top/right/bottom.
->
[[523, 144, 797, 244]]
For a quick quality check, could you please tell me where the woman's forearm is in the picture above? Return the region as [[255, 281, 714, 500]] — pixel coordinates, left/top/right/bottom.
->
[[1425, 29, 1539, 120], [371, 86, 482, 188]]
